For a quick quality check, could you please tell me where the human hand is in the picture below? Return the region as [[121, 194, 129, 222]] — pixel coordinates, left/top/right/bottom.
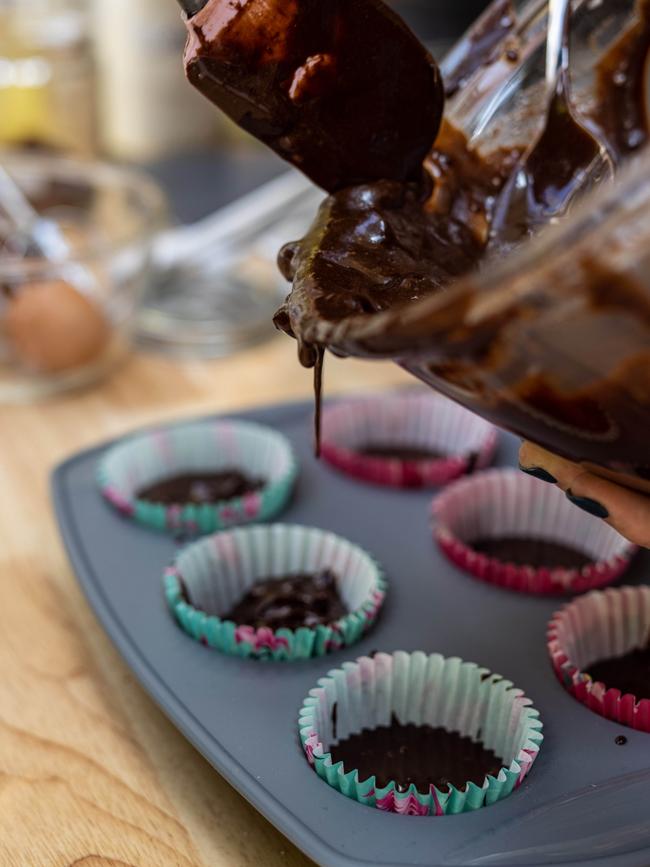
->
[[519, 442, 650, 548]]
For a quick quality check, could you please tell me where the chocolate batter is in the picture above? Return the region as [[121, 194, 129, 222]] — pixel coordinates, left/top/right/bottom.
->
[[471, 536, 592, 569], [137, 471, 264, 505], [585, 646, 650, 700], [358, 444, 444, 461], [329, 713, 504, 792], [276, 125, 500, 331], [222, 569, 347, 630], [273, 119, 510, 440]]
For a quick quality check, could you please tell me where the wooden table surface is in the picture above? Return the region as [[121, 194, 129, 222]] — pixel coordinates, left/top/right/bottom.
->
[[0, 335, 408, 867]]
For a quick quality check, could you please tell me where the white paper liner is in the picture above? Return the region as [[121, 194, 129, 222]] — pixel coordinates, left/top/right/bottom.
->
[[164, 523, 386, 660], [99, 418, 297, 534], [548, 586, 650, 730], [299, 651, 543, 815], [432, 469, 636, 594], [320, 392, 497, 487]]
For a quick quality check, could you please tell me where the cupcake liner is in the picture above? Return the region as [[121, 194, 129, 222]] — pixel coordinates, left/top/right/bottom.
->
[[299, 651, 543, 815], [548, 586, 650, 731], [320, 392, 498, 488], [98, 419, 298, 535], [164, 523, 386, 661], [432, 469, 636, 595]]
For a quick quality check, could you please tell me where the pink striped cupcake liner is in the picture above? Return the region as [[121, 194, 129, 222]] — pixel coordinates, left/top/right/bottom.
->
[[548, 586, 650, 731], [432, 469, 636, 595], [320, 392, 498, 488]]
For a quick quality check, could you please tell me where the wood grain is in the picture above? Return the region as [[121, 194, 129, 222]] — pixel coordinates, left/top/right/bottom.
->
[[0, 335, 408, 867]]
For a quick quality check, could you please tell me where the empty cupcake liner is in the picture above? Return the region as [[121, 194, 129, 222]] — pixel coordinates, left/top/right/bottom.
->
[[98, 419, 298, 535], [548, 586, 650, 731], [164, 523, 386, 661], [320, 392, 498, 488], [432, 469, 636, 595], [299, 651, 543, 815]]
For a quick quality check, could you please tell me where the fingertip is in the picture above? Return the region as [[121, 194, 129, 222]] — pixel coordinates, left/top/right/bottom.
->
[[565, 489, 610, 519], [565, 473, 650, 548], [519, 463, 558, 484], [518, 442, 582, 490]]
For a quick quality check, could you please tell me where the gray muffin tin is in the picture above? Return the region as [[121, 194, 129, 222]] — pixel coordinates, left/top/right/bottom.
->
[[52, 399, 650, 867]]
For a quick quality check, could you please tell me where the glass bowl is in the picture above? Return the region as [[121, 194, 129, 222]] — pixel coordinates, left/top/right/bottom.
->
[[288, 0, 650, 491], [0, 152, 167, 402]]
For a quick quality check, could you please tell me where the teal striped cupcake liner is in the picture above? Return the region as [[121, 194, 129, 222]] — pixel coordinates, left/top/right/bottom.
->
[[98, 419, 298, 535], [164, 523, 387, 661], [299, 651, 543, 815]]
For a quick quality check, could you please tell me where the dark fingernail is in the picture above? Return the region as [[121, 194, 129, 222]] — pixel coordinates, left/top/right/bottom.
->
[[519, 464, 557, 484], [566, 490, 609, 519]]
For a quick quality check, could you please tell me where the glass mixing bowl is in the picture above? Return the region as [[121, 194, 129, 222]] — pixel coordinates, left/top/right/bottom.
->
[[296, 0, 650, 491], [0, 153, 166, 401]]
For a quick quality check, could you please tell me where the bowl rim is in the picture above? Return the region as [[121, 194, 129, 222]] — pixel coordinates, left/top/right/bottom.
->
[[0, 151, 168, 278]]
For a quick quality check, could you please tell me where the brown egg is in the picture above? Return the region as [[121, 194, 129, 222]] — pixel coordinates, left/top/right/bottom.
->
[[3, 279, 110, 374]]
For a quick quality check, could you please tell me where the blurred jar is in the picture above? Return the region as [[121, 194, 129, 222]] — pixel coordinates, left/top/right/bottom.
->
[[0, 0, 96, 155], [0, 153, 167, 402], [92, 0, 220, 160]]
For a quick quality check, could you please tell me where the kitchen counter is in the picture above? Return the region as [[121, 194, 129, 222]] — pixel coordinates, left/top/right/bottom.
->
[[0, 336, 408, 866]]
